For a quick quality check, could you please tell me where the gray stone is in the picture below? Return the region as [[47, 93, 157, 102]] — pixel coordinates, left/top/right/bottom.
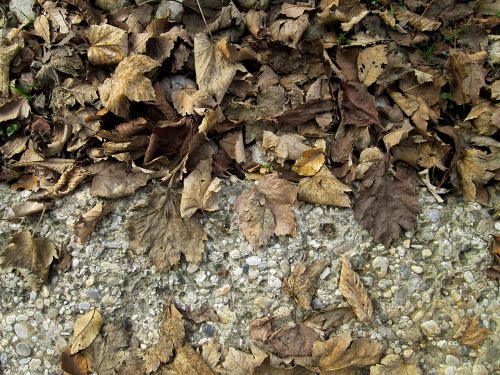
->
[[15, 343, 31, 357], [29, 358, 41, 370], [446, 355, 459, 366], [420, 320, 441, 337], [14, 323, 29, 339], [372, 256, 389, 277], [246, 256, 261, 266]]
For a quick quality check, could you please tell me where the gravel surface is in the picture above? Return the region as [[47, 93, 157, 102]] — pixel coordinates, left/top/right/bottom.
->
[[0, 180, 498, 375]]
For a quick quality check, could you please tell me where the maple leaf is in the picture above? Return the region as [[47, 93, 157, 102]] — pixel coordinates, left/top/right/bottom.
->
[[457, 149, 498, 202], [233, 174, 298, 248], [126, 191, 206, 272], [357, 45, 388, 87], [354, 159, 418, 247], [0, 230, 58, 289], [180, 158, 222, 219], [98, 55, 160, 118], [284, 259, 329, 310], [74, 203, 113, 244], [298, 166, 351, 207], [70, 309, 103, 354]]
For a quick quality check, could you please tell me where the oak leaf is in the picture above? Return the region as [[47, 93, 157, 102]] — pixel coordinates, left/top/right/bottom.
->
[[339, 256, 373, 323], [457, 149, 498, 202], [87, 24, 128, 66], [284, 259, 329, 310], [444, 50, 485, 106], [298, 166, 351, 207], [233, 174, 298, 248], [292, 149, 325, 177], [354, 159, 418, 247], [357, 45, 388, 87], [1, 230, 57, 289], [74, 203, 113, 244], [98, 55, 160, 118], [71, 309, 103, 354]]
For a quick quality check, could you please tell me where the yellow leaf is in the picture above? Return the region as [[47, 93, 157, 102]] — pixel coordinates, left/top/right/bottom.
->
[[298, 166, 351, 207], [87, 24, 128, 66], [292, 148, 325, 176], [339, 256, 373, 323], [70, 309, 103, 354], [358, 45, 388, 87]]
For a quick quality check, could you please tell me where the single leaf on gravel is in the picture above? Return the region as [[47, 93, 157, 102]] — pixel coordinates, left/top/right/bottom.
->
[[354, 159, 418, 247], [61, 347, 88, 375], [444, 50, 485, 106], [262, 131, 311, 161], [292, 149, 325, 177], [267, 323, 321, 357], [11, 201, 49, 217], [194, 33, 245, 103], [311, 332, 384, 375], [284, 259, 330, 310], [340, 81, 380, 127], [233, 174, 298, 248], [180, 158, 222, 219], [455, 317, 491, 349], [298, 166, 351, 208], [1, 230, 57, 289], [303, 307, 355, 337], [457, 149, 498, 202], [370, 353, 422, 375], [75, 203, 113, 244], [220, 347, 265, 375], [394, 6, 441, 31], [339, 256, 373, 324], [98, 55, 160, 118], [127, 191, 206, 271], [87, 24, 128, 65], [357, 45, 387, 87], [71, 309, 103, 354], [163, 345, 215, 374]]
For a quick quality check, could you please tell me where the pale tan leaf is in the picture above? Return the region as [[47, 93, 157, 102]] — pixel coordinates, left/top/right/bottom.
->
[[339, 256, 373, 323], [0, 42, 22, 97], [163, 345, 215, 375], [370, 354, 422, 375], [456, 317, 491, 349], [172, 88, 217, 116], [357, 45, 387, 87], [245, 10, 266, 38], [491, 80, 500, 100], [262, 131, 311, 161], [458, 149, 497, 202], [383, 120, 413, 150], [88, 24, 128, 66], [292, 149, 325, 176], [42, 1, 69, 34], [75, 203, 113, 244], [70, 309, 103, 354], [90, 162, 148, 199], [220, 131, 246, 164], [201, 341, 221, 370], [11, 201, 50, 218], [357, 147, 385, 179], [298, 166, 351, 207], [220, 347, 265, 375], [51, 166, 89, 197], [269, 13, 309, 47], [0, 96, 30, 122], [394, 6, 441, 31], [34, 15, 51, 44], [50, 78, 98, 108]]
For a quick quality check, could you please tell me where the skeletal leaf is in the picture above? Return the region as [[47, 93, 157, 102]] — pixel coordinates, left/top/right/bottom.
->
[[71, 309, 103, 354], [74, 203, 113, 244], [292, 149, 325, 177], [87, 24, 128, 65], [339, 256, 373, 323], [358, 45, 387, 87], [456, 317, 491, 349], [298, 166, 351, 207]]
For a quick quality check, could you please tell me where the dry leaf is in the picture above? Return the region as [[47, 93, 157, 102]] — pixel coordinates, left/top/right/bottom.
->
[[269, 14, 309, 48], [163, 345, 215, 374], [11, 174, 39, 191], [358, 45, 387, 87], [339, 256, 373, 324], [250, 316, 275, 342], [284, 259, 330, 310], [87, 24, 128, 66], [456, 317, 491, 349], [245, 10, 266, 38], [262, 131, 311, 161], [292, 149, 325, 177], [220, 130, 246, 164], [383, 120, 413, 150], [127, 191, 206, 272], [298, 166, 351, 207], [370, 354, 422, 375], [90, 162, 148, 199], [233, 174, 298, 248], [394, 6, 441, 31], [303, 307, 355, 337], [0, 41, 22, 97], [75, 203, 113, 244], [0, 95, 30, 122], [340, 81, 380, 127], [51, 78, 98, 108], [267, 323, 321, 357], [1, 230, 57, 289], [202, 341, 221, 370], [34, 15, 51, 44], [354, 159, 418, 247], [11, 201, 49, 217], [220, 347, 265, 375], [0, 135, 29, 158], [71, 309, 103, 354], [61, 347, 88, 375], [180, 158, 222, 219], [99, 55, 160, 118], [457, 149, 497, 202]]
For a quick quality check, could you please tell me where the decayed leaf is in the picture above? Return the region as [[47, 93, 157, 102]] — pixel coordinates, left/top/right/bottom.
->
[[262, 131, 311, 161], [0, 135, 29, 158], [194, 34, 245, 103], [0, 95, 30, 122], [34, 15, 51, 44], [394, 6, 441, 31], [456, 317, 491, 349], [267, 323, 321, 358], [245, 9, 266, 38], [354, 159, 418, 247], [340, 81, 380, 127], [71, 309, 103, 354], [61, 347, 88, 375], [370, 354, 422, 375], [457, 149, 497, 202], [339, 256, 373, 324], [143, 303, 185, 374], [444, 50, 486, 106], [233, 174, 298, 248], [51, 78, 98, 108], [98, 55, 160, 118], [284, 259, 329, 310], [87, 24, 128, 65], [180, 158, 222, 219], [163, 345, 215, 374], [127, 191, 206, 272], [357, 45, 387, 87], [292, 149, 325, 177], [298, 166, 351, 207], [220, 347, 264, 375], [311, 332, 384, 375], [0, 230, 57, 289], [318, 0, 369, 32], [75, 203, 113, 244], [303, 307, 355, 337]]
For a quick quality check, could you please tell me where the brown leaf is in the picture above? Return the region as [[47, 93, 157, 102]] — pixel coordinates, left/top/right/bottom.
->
[[233, 174, 298, 248], [75, 203, 113, 244], [262, 131, 311, 161], [269, 13, 309, 48], [185, 307, 220, 324], [340, 81, 380, 127], [50, 78, 98, 108], [87, 24, 128, 66], [284, 259, 330, 310], [89, 162, 148, 199], [220, 347, 265, 375], [0, 135, 29, 158], [383, 120, 413, 150], [268, 323, 321, 357], [245, 10, 267, 38], [354, 159, 418, 247], [292, 149, 325, 177], [71, 309, 103, 354], [318, 0, 369, 32], [394, 6, 441, 31], [298, 166, 351, 207], [370, 353, 422, 375], [98, 55, 160, 118], [220, 130, 246, 164], [163, 345, 215, 374], [250, 316, 275, 342], [201, 341, 221, 370], [126, 191, 206, 272], [61, 347, 88, 375], [11, 201, 49, 217], [0, 41, 22, 97], [51, 166, 89, 197], [457, 149, 498, 202], [0, 95, 30, 122], [357, 45, 387, 87], [11, 174, 39, 191], [58, 242, 72, 273], [303, 307, 355, 337], [1, 230, 57, 289], [34, 15, 51, 44], [194, 34, 246, 103], [456, 317, 491, 349], [444, 49, 486, 106], [339, 256, 373, 324]]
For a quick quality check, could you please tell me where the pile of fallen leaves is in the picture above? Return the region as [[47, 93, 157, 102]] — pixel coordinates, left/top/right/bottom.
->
[[0, 0, 498, 372]]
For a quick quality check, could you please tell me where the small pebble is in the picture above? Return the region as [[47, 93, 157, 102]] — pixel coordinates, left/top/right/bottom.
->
[[233, 267, 243, 277], [403, 349, 414, 358], [411, 266, 424, 274], [372, 256, 389, 277], [254, 297, 273, 309], [268, 275, 282, 289], [463, 271, 474, 284], [446, 355, 459, 366], [14, 323, 29, 339], [420, 320, 441, 337], [215, 284, 231, 297], [246, 256, 261, 266], [15, 343, 31, 357], [422, 249, 432, 258], [29, 358, 42, 370]]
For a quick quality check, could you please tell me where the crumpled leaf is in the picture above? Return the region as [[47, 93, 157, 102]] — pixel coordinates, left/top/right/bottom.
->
[[339, 256, 373, 324], [358, 45, 388, 87], [88, 24, 128, 65], [233, 174, 298, 248], [180, 158, 222, 219], [89, 162, 148, 199], [370, 354, 422, 375], [0, 230, 57, 289], [292, 149, 325, 177], [383, 120, 413, 150], [340, 81, 380, 127], [298, 166, 351, 207], [98, 55, 160, 118], [455, 316, 491, 349], [262, 131, 311, 161], [394, 6, 441, 31], [126, 191, 207, 272], [220, 130, 245, 164], [0, 95, 30, 123], [303, 307, 355, 337], [75, 203, 113, 244], [71, 309, 103, 354], [267, 323, 321, 357], [194, 34, 246, 103], [354, 159, 418, 247], [269, 13, 309, 48], [284, 259, 330, 310], [51, 78, 98, 108], [457, 149, 498, 202], [318, 0, 370, 32]]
